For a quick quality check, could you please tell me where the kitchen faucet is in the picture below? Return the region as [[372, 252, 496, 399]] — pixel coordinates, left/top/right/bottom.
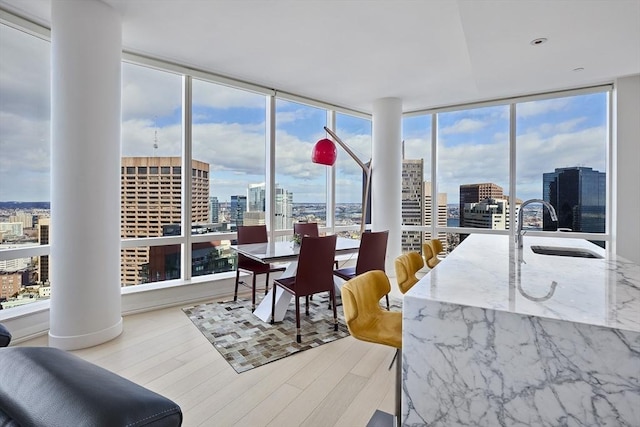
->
[[515, 199, 558, 249]]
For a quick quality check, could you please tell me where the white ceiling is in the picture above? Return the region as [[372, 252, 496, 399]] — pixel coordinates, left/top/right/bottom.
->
[[1, 0, 639, 113]]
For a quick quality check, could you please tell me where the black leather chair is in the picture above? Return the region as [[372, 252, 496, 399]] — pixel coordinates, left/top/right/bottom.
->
[[0, 346, 182, 427]]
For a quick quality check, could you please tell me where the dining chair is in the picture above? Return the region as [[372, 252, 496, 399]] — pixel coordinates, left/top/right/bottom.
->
[[294, 222, 340, 269], [341, 270, 402, 425], [271, 234, 338, 343], [334, 230, 390, 309], [394, 251, 424, 294], [234, 224, 286, 311], [424, 238, 443, 268], [293, 222, 319, 238]]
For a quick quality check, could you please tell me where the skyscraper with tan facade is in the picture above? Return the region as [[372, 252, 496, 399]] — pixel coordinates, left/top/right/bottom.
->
[[120, 157, 210, 285]]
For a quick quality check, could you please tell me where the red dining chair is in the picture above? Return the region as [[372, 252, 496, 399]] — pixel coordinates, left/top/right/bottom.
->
[[294, 221, 339, 269], [234, 225, 286, 311], [334, 230, 390, 309], [271, 234, 338, 343]]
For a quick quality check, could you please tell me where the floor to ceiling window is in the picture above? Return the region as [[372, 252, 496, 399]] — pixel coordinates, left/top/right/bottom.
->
[[120, 62, 183, 285], [334, 113, 371, 237], [0, 24, 51, 309], [515, 91, 608, 244], [275, 99, 328, 233]]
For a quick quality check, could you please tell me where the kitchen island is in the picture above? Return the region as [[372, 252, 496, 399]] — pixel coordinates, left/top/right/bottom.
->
[[402, 234, 639, 426]]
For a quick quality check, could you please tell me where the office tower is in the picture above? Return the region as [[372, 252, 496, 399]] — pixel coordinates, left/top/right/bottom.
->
[[543, 167, 606, 233], [248, 183, 294, 230], [248, 183, 266, 212], [462, 198, 511, 230], [120, 157, 210, 286], [274, 186, 294, 230], [210, 197, 219, 223], [402, 159, 423, 252], [0, 223, 23, 239], [230, 195, 247, 228], [38, 217, 50, 284], [423, 182, 448, 251], [459, 183, 504, 227]]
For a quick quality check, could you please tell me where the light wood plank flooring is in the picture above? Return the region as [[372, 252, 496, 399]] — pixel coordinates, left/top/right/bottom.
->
[[17, 289, 401, 427]]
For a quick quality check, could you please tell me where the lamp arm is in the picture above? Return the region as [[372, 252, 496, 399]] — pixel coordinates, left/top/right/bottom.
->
[[324, 126, 370, 173], [323, 126, 370, 235]]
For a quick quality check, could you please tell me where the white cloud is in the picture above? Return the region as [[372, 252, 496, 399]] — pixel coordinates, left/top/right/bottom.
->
[[517, 98, 571, 118], [440, 118, 487, 135]]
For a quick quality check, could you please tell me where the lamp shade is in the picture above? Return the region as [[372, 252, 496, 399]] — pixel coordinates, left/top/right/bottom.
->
[[311, 138, 337, 166]]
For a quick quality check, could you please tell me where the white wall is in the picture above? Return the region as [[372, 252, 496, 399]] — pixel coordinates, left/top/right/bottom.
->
[[613, 75, 640, 264]]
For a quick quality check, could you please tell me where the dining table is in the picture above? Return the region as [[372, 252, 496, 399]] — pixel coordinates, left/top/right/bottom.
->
[[232, 237, 361, 322]]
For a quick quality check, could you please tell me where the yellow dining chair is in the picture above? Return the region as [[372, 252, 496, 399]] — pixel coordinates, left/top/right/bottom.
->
[[341, 270, 402, 425], [394, 251, 424, 294], [424, 238, 443, 269]]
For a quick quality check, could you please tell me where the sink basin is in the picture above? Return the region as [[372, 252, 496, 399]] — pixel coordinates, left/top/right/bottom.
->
[[530, 245, 603, 259]]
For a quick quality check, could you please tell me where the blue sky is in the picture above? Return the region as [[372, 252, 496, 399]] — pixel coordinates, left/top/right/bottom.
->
[[1, 24, 608, 206]]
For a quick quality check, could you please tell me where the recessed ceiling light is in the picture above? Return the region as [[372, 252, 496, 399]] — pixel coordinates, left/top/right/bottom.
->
[[530, 37, 548, 46], [573, 67, 585, 72]]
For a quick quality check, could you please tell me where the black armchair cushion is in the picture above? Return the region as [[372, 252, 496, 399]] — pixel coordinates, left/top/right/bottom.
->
[[0, 347, 182, 427], [0, 323, 10, 347]]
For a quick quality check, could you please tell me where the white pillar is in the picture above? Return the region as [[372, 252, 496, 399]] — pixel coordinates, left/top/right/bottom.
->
[[49, 0, 123, 350], [371, 98, 403, 273]]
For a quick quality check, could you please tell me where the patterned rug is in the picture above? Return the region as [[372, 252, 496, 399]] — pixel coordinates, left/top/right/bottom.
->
[[183, 293, 353, 373]]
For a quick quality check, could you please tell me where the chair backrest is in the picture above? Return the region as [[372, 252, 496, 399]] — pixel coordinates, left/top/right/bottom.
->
[[355, 230, 389, 275], [293, 222, 319, 238], [237, 225, 268, 244], [394, 251, 424, 294], [295, 235, 337, 296], [424, 239, 442, 268], [341, 270, 401, 349]]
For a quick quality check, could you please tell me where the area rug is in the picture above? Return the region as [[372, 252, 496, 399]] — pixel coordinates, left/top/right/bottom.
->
[[183, 293, 353, 373]]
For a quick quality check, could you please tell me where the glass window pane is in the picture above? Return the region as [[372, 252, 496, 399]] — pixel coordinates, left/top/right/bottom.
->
[[275, 99, 327, 230], [335, 113, 371, 236], [438, 105, 510, 249], [0, 25, 51, 309], [120, 62, 182, 285], [516, 92, 607, 236], [192, 79, 266, 233], [402, 115, 435, 253]]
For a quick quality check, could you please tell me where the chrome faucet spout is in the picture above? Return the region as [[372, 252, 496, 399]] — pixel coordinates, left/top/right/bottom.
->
[[515, 199, 558, 249]]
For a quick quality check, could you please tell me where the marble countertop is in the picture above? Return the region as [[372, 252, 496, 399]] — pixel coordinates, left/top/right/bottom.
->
[[405, 234, 640, 332]]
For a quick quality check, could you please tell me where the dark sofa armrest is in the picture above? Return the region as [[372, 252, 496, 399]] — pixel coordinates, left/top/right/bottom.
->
[[0, 347, 182, 427], [0, 323, 11, 347]]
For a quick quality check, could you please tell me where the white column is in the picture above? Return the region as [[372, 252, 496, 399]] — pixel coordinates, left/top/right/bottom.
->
[[49, 0, 123, 350], [612, 75, 640, 264], [371, 98, 403, 273]]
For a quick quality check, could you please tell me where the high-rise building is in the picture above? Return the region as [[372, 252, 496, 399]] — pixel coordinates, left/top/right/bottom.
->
[[209, 196, 219, 223], [230, 195, 247, 228], [402, 159, 423, 252], [247, 183, 294, 230], [9, 212, 33, 229], [543, 166, 606, 233], [459, 183, 504, 227], [463, 198, 511, 230], [38, 217, 50, 284], [120, 157, 210, 285], [424, 182, 448, 251]]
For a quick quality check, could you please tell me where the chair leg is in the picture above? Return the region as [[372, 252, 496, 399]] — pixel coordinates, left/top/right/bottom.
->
[[386, 294, 390, 311], [331, 289, 338, 332], [251, 274, 257, 312], [264, 272, 270, 295], [295, 297, 301, 343], [234, 269, 240, 302], [305, 296, 310, 316], [270, 283, 277, 324]]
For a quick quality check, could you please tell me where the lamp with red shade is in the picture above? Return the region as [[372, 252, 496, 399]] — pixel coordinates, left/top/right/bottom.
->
[[311, 126, 371, 235]]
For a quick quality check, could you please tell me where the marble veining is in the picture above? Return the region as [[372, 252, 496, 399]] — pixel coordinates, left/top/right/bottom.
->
[[402, 234, 640, 426]]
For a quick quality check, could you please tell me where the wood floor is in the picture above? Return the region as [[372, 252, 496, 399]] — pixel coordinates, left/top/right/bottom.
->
[[17, 289, 399, 427]]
